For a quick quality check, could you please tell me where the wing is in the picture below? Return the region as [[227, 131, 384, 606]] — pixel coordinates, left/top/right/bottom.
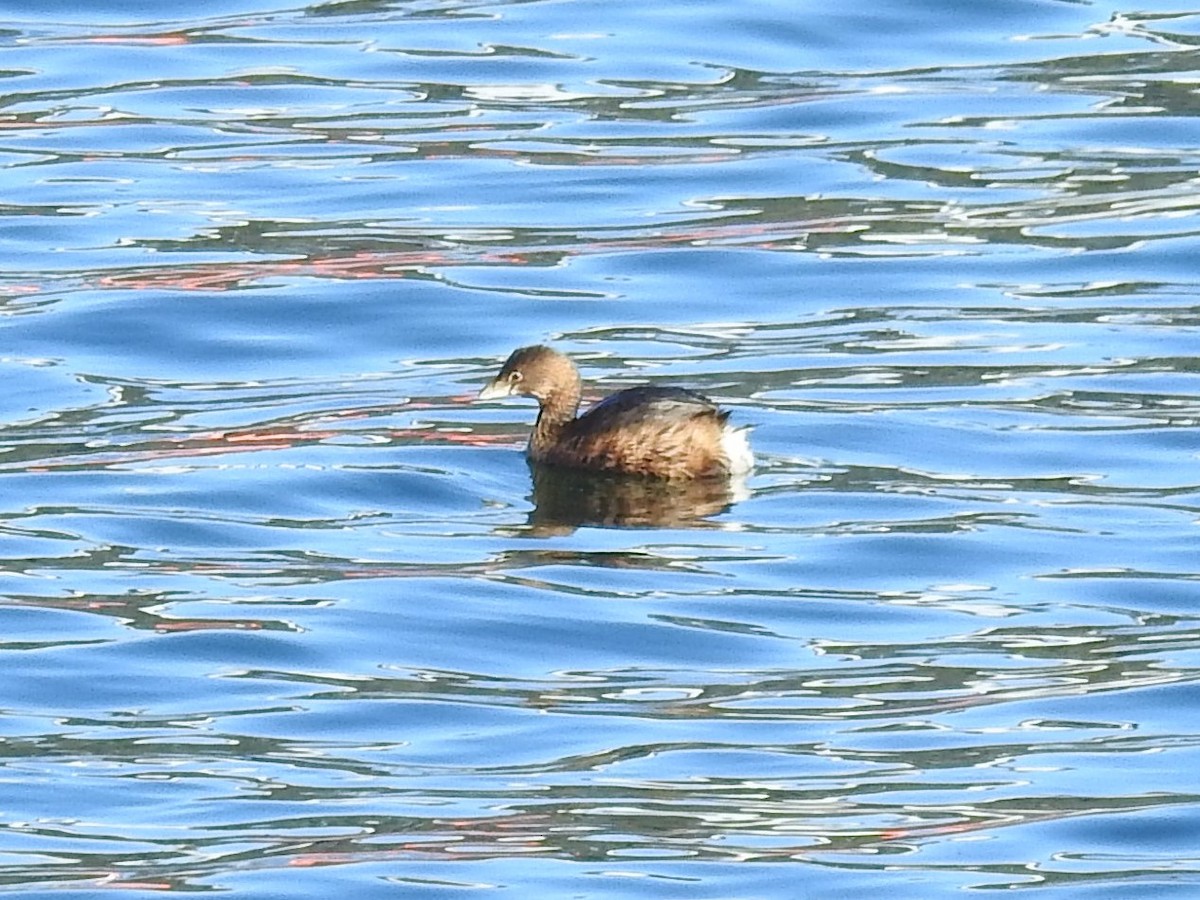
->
[[574, 386, 724, 432], [538, 386, 731, 478]]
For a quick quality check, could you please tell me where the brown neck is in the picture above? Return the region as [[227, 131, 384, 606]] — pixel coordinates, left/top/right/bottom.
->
[[531, 383, 580, 453]]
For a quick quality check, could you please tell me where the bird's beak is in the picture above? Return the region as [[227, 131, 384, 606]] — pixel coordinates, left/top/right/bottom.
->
[[478, 379, 514, 400]]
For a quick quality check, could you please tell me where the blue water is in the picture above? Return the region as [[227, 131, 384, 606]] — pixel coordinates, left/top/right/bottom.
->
[[2, 1, 1199, 896]]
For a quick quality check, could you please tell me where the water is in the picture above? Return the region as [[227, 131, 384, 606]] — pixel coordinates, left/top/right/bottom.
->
[[2, 0, 1199, 896]]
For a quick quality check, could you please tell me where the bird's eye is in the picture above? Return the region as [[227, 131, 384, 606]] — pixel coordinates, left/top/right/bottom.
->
[[508, 371, 522, 383]]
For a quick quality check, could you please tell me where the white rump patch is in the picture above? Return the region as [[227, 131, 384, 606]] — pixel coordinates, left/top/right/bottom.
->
[[720, 425, 754, 475]]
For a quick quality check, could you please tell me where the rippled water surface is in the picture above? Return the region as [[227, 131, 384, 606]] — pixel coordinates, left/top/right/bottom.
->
[[3, 0, 1200, 896]]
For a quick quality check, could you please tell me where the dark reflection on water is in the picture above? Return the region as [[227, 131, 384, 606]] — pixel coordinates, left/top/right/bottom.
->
[[520, 463, 744, 533]]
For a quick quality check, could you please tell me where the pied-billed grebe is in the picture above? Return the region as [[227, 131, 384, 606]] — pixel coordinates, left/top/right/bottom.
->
[[479, 345, 753, 479]]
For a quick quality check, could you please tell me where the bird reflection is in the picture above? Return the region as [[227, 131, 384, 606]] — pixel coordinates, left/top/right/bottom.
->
[[524, 463, 745, 533]]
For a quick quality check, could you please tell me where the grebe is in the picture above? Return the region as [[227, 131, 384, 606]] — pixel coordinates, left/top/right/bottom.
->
[[479, 345, 753, 479]]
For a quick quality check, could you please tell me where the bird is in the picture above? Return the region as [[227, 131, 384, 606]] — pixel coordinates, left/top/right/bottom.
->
[[479, 345, 752, 479]]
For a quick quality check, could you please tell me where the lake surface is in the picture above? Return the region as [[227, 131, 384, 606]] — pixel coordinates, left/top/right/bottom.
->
[[2, 0, 1199, 896]]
